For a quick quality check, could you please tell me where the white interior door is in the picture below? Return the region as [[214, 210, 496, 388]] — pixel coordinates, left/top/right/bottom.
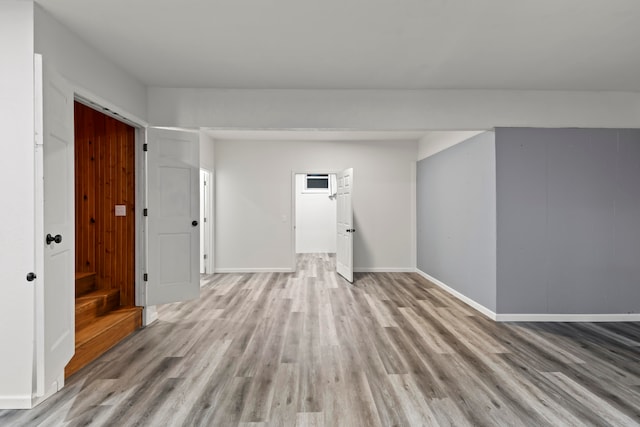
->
[[336, 168, 354, 282], [146, 128, 200, 305], [34, 55, 75, 397]]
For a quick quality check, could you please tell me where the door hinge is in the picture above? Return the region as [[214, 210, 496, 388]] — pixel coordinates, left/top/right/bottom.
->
[[143, 208, 148, 217], [143, 143, 148, 152], [203, 254, 207, 259], [143, 273, 148, 281], [204, 217, 207, 223]]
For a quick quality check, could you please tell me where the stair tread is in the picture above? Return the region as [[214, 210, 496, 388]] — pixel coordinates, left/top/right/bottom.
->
[[75, 271, 96, 280], [75, 307, 142, 348], [75, 289, 121, 331], [75, 271, 98, 297], [67, 306, 142, 378], [76, 288, 119, 308]]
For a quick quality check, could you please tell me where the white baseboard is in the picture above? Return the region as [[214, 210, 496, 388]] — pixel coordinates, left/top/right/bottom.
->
[[30, 373, 63, 409], [215, 267, 413, 274], [496, 313, 640, 322], [214, 267, 294, 273], [415, 269, 640, 323], [415, 269, 497, 320], [0, 395, 34, 409], [0, 371, 64, 409], [143, 305, 158, 326]]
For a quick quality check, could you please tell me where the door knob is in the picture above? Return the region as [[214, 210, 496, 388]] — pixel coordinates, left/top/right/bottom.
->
[[192, 220, 198, 227], [46, 234, 62, 244]]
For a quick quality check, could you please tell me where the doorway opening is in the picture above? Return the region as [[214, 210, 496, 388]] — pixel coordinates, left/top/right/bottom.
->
[[67, 101, 142, 377], [294, 173, 337, 269]]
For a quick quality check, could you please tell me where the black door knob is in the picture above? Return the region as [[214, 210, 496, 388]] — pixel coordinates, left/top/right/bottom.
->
[[46, 234, 62, 244], [26, 272, 37, 282], [192, 220, 198, 227]]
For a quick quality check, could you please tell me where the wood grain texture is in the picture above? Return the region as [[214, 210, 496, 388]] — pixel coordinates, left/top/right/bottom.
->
[[75, 288, 120, 331], [3, 253, 640, 426], [74, 102, 136, 305], [65, 307, 142, 378], [75, 271, 96, 297]]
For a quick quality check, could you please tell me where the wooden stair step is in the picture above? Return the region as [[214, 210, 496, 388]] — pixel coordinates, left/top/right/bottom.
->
[[66, 307, 143, 378], [75, 272, 97, 297], [75, 288, 121, 331]]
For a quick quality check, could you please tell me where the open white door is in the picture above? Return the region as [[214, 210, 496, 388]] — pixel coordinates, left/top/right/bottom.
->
[[336, 168, 354, 282], [146, 128, 200, 305], [34, 55, 75, 397]]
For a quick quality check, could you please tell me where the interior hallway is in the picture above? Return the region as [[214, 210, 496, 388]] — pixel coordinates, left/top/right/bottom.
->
[[1, 253, 640, 426]]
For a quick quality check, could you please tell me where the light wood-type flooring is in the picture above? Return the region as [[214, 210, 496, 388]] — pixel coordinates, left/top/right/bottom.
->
[[2, 253, 640, 426]]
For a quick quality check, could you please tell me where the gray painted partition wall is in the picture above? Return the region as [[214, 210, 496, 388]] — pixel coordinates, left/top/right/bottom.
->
[[417, 127, 640, 317], [417, 132, 497, 311], [496, 128, 640, 314]]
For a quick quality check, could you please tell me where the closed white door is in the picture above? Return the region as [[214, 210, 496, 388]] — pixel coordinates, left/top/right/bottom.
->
[[146, 128, 200, 305], [34, 55, 75, 397], [336, 168, 354, 282]]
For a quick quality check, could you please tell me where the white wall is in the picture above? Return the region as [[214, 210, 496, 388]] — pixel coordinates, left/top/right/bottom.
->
[[199, 131, 215, 171], [35, 5, 147, 122], [295, 174, 337, 254], [0, 0, 36, 408], [215, 139, 417, 272], [148, 88, 640, 130], [0, 4, 148, 407], [418, 131, 486, 160]]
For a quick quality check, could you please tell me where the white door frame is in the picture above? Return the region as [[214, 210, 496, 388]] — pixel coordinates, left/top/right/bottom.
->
[[200, 168, 214, 275], [33, 61, 150, 407], [29, 60, 150, 409], [290, 170, 339, 272], [71, 92, 149, 321]]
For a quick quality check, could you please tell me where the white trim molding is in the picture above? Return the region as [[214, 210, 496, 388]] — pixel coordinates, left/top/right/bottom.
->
[[143, 306, 158, 326], [496, 313, 640, 322], [215, 267, 294, 273], [354, 267, 416, 273], [0, 372, 62, 408], [0, 395, 33, 410], [415, 269, 640, 323], [415, 269, 497, 321]]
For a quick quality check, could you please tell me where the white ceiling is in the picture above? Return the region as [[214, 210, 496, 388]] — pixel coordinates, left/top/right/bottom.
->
[[36, 0, 640, 91]]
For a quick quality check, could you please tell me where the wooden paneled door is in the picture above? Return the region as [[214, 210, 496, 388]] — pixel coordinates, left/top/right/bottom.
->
[[74, 101, 136, 305]]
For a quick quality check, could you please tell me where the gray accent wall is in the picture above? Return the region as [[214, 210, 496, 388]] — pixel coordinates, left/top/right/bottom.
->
[[417, 131, 497, 312], [496, 128, 640, 314]]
